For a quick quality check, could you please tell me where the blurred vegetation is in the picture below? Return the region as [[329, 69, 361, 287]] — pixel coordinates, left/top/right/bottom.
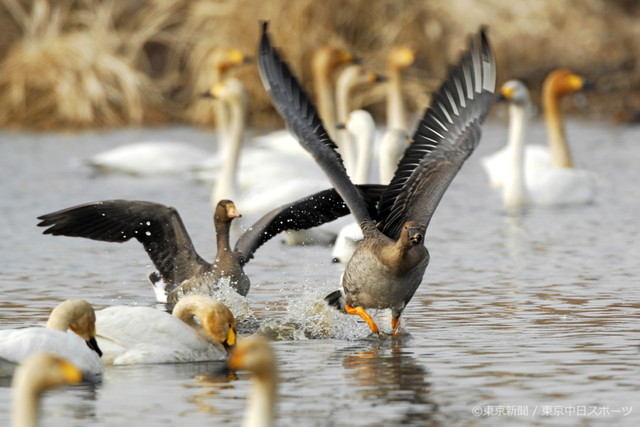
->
[[0, 0, 638, 130]]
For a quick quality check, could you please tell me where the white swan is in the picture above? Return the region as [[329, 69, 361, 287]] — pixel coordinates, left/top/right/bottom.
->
[[95, 295, 236, 365], [87, 48, 250, 175], [334, 65, 384, 175], [229, 336, 278, 427], [0, 300, 103, 377], [11, 353, 82, 427], [486, 76, 596, 207], [331, 110, 377, 263]]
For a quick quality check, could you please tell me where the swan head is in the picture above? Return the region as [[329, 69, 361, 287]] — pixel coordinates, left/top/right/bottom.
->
[[337, 65, 386, 91], [214, 199, 241, 224], [543, 69, 592, 98], [13, 353, 82, 397], [45, 300, 103, 357], [202, 78, 247, 105], [388, 46, 416, 70], [312, 46, 355, 76], [497, 80, 531, 107], [173, 295, 237, 351], [228, 336, 277, 381], [210, 48, 252, 74], [201, 301, 237, 352]]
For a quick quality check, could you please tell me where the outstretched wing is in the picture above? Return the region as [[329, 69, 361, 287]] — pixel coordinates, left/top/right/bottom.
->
[[377, 28, 496, 239], [37, 200, 210, 284], [257, 21, 372, 226], [234, 184, 386, 265]]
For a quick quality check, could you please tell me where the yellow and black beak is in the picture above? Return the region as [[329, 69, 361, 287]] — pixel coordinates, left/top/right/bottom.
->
[[409, 228, 424, 245], [223, 327, 237, 352]]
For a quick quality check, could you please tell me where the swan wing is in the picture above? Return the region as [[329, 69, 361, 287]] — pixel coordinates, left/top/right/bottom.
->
[[234, 184, 386, 265], [378, 29, 496, 239], [37, 200, 210, 285], [257, 22, 371, 225]]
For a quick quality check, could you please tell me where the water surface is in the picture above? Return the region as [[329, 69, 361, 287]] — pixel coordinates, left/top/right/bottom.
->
[[0, 121, 639, 426]]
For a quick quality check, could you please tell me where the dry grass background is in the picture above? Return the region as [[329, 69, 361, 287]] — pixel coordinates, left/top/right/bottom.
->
[[0, 0, 638, 130]]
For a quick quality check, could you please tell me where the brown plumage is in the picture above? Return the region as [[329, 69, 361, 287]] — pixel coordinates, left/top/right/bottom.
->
[[38, 187, 385, 304], [258, 22, 496, 334]]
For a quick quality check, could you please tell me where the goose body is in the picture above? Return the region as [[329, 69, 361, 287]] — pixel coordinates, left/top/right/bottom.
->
[[0, 300, 103, 377], [96, 295, 235, 364], [258, 23, 495, 334], [486, 77, 596, 207], [11, 353, 82, 427], [38, 189, 384, 303]]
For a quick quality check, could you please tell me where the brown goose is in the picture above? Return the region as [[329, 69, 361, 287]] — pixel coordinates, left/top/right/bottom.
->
[[37, 188, 384, 304], [258, 22, 496, 334]]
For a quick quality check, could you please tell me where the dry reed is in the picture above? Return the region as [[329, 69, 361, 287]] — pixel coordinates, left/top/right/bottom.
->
[[0, 0, 638, 130]]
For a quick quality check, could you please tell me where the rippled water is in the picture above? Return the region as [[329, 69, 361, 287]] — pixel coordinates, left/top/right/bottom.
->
[[1, 121, 639, 426]]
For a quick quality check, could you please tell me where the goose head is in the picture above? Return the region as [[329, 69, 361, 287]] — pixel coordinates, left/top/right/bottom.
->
[[214, 199, 241, 225], [45, 300, 102, 357], [401, 221, 426, 247]]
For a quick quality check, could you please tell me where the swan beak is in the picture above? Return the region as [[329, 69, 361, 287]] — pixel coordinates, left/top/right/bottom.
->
[[582, 80, 596, 91], [223, 327, 237, 352], [409, 228, 424, 245], [335, 122, 347, 130], [59, 359, 83, 384], [497, 85, 514, 102], [87, 336, 103, 357]]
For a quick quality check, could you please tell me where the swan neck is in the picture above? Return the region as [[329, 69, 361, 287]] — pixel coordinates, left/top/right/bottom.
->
[[244, 374, 277, 427], [502, 103, 528, 208], [543, 87, 574, 168], [172, 300, 199, 328], [387, 68, 407, 131], [353, 124, 373, 184], [313, 67, 337, 141], [334, 78, 357, 173], [12, 380, 39, 427], [214, 94, 245, 202]]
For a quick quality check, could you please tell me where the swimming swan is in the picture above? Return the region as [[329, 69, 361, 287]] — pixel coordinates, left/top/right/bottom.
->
[[229, 336, 278, 427], [96, 295, 236, 364], [258, 23, 495, 334], [0, 300, 103, 377], [11, 353, 82, 427], [486, 77, 596, 207], [87, 48, 250, 175]]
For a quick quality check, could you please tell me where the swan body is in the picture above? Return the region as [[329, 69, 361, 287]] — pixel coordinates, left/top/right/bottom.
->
[[486, 77, 596, 207], [229, 336, 278, 427], [95, 295, 236, 365], [0, 300, 103, 377], [88, 141, 211, 175], [88, 48, 250, 176], [11, 353, 82, 427]]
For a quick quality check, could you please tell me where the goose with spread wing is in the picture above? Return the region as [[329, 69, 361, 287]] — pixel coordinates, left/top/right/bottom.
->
[[37, 189, 383, 304], [258, 22, 496, 334]]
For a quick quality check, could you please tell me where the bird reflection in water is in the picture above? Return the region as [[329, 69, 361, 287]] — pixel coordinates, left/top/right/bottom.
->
[[341, 339, 438, 423]]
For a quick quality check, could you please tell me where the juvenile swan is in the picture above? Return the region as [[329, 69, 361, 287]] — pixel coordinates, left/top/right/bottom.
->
[[258, 22, 495, 334]]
